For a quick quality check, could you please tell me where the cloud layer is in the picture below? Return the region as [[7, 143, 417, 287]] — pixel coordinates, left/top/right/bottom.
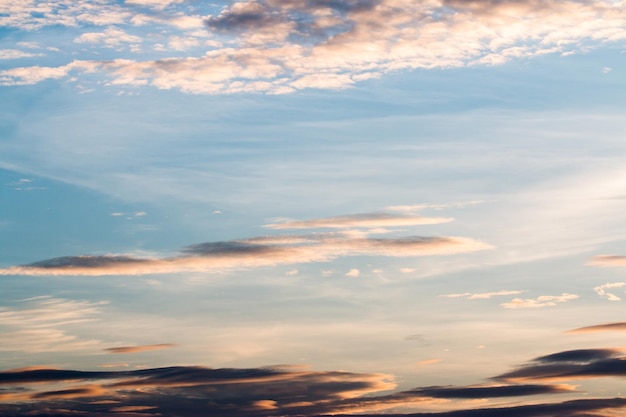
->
[[1, 0, 625, 93], [0, 364, 583, 416]]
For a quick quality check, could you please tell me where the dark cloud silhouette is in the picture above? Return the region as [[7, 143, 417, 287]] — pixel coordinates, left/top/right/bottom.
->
[[495, 348, 626, 382], [402, 384, 573, 398], [0, 364, 584, 416]]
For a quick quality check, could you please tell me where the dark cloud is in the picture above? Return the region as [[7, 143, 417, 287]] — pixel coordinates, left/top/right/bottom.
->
[[205, 1, 285, 32], [28, 255, 149, 269], [402, 384, 573, 399], [0, 365, 583, 416], [534, 349, 620, 363], [495, 348, 626, 382], [205, 0, 380, 41]]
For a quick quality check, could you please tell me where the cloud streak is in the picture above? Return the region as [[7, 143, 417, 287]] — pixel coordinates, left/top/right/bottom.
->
[[104, 343, 177, 354], [566, 322, 626, 334], [495, 348, 626, 382], [442, 290, 525, 300], [264, 213, 453, 229], [0, 211, 491, 276]]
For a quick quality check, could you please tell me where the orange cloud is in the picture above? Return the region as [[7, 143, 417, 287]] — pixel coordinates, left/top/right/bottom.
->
[[588, 255, 626, 267], [566, 322, 626, 334], [0, 234, 491, 276], [265, 212, 453, 229]]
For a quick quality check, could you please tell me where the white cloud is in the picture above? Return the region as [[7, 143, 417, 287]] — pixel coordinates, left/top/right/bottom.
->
[[501, 293, 579, 309], [0, 296, 105, 352], [594, 282, 626, 301], [442, 290, 526, 300], [0, 49, 42, 59], [345, 268, 360, 277], [74, 27, 142, 48], [2, 0, 625, 93]]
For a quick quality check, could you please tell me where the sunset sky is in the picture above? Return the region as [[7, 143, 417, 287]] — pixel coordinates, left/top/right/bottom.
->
[[1, 1, 626, 416]]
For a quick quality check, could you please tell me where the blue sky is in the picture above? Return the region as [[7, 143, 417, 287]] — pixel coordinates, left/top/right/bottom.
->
[[1, 1, 626, 416]]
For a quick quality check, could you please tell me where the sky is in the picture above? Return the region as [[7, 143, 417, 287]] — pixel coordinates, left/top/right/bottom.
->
[[1, 0, 626, 416]]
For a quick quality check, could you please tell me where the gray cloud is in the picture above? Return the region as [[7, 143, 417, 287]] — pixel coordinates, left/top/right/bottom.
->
[[495, 348, 626, 382]]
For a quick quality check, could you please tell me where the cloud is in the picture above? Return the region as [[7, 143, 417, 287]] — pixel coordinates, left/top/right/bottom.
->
[[566, 322, 626, 334], [0, 296, 105, 353], [2, 0, 625, 93], [0, 365, 400, 415], [74, 27, 142, 48], [0, 363, 586, 416], [345, 268, 360, 277], [593, 282, 626, 301], [0, 235, 489, 276], [264, 212, 453, 229], [495, 348, 626, 382], [104, 343, 177, 354], [588, 255, 626, 267], [0, 49, 42, 59], [0, 211, 490, 276], [500, 293, 579, 309], [442, 290, 525, 300]]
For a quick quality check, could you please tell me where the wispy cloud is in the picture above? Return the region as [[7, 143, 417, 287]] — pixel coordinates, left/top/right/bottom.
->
[[501, 293, 579, 309], [565, 322, 626, 334], [588, 255, 626, 267], [264, 212, 453, 229], [0, 297, 105, 353], [442, 290, 526, 300], [593, 282, 626, 301], [104, 343, 177, 354]]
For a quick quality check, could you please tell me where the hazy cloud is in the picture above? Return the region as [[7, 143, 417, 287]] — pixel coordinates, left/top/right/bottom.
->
[[588, 255, 626, 267], [442, 290, 525, 300], [264, 212, 453, 229], [0, 296, 105, 353]]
